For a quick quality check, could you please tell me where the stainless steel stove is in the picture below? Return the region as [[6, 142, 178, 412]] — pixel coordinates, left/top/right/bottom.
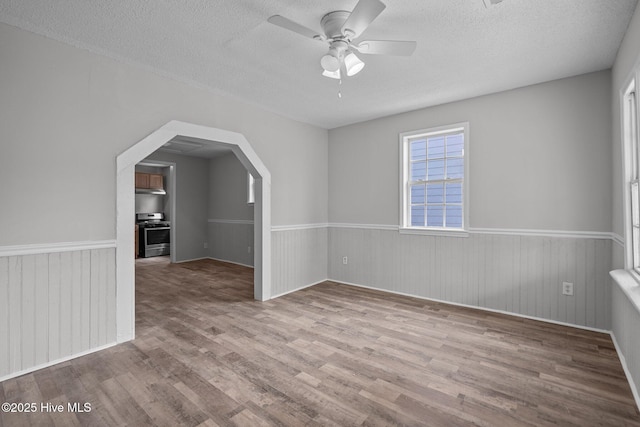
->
[[136, 213, 170, 257]]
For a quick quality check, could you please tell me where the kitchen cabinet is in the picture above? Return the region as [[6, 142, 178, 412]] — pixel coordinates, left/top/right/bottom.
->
[[135, 172, 149, 188], [149, 173, 163, 189], [135, 172, 163, 189], [135, 224, 139, 258]]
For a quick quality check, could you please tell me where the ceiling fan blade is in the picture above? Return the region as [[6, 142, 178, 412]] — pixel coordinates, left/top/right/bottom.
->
[[268, 15, 323, 40], [355, 40, 417, 56], [341, 0, 386, 38]]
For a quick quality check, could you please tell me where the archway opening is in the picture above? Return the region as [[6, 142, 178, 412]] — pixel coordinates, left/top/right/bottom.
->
[[115, 121, 271, 342]]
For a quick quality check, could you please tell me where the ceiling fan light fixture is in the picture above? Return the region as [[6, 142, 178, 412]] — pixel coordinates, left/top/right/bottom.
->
[[320, 53, 340, 72], [344, 52, 365, 76], [322, 69, 341, 79], [268, 0, 416, 82]]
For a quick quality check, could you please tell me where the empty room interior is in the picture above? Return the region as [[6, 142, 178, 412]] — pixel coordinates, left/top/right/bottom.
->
[[3, 0, 640, 425]]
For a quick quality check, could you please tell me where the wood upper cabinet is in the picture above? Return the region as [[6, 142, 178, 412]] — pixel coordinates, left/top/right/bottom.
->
[[149, 173, 163, 190], [135, 172, 149, 189], [135, 172, 163, 190]]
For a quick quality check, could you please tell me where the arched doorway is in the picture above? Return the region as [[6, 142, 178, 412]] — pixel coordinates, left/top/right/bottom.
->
[[115, 120, 271, 342]]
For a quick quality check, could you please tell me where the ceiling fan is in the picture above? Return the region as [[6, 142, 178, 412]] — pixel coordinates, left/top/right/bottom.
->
[[267, 0, 417, 80]]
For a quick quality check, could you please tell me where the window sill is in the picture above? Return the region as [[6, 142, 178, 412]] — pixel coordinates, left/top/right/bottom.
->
[[610, 269, 640, 316], [399, 227, 469, 238]]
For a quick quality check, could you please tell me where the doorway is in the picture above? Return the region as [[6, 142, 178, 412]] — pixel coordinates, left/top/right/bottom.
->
[[135, 160, 176, 263], [115, 121, 271, 343]]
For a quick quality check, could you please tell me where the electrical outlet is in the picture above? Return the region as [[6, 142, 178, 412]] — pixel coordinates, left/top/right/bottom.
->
[[203, 242, 208, 249], [562, 281, 574, 296], [342, 256, 348, 265]]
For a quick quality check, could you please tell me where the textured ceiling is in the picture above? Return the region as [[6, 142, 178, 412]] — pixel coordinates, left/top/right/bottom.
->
[[0, 0, 637, 129]]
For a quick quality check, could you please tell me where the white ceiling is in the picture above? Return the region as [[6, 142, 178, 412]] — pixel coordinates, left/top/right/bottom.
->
[[0, 0, 637, 129]]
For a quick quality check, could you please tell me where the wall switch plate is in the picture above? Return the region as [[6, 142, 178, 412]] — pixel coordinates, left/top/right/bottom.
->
[[248, 246, 251, 253], [562, 281, 574, 296], [204, 242, 208, 249], [342, 256, 348, 265]]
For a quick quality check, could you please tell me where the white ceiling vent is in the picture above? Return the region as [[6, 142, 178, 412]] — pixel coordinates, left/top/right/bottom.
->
[[161, 138, 204, 154], [483, 0, 505, 7]]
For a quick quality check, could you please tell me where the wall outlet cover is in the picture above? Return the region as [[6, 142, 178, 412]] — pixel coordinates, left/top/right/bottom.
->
[[562, 281, 574, 296]]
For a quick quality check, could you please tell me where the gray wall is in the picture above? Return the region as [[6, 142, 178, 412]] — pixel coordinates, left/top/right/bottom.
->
[[0, 22, 328, 247], [208, 152, 254, 267], [327, 71, 614, 330], [329, 70, 612, 232], [208, 152, 254, 221], [134, 194, 164, 214]]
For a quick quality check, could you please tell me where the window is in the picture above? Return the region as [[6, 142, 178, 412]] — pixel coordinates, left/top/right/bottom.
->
[[400, 123, 468, 233], [624, 81, 640, 272], [247, 172, 255, 204]]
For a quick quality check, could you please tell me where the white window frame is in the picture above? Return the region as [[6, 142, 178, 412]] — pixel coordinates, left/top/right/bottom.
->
[[623, 77, 640, 275], [399, 122, 469, 236]]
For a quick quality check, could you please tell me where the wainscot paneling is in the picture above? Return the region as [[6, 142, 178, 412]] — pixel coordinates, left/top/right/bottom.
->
[[329, 227, 611, 330], [612, 284, 640, 405], [610, 270, 640, 407], [0, 245, 116, 381], [271, 225, 328, 297], [207, 220, 254, 267]]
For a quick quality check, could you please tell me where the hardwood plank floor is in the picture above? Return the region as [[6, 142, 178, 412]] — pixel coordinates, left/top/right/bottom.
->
[[2, 257, 639, 426]]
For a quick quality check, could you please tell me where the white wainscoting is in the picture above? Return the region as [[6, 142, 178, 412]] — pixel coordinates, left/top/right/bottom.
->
[[329, 226, 612, 330], [610, 269, 640, 408], [612, 282, 640, 408], [207, 219, 254, 267], [0, 243, 116, 381], [271, 225, 328, 297]]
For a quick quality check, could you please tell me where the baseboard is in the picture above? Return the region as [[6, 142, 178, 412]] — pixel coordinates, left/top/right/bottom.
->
[[0, 342, 118, 383], [173, 256, 210, 263], [610, 332, 640, 411], [173, 256, 254, 269], [328, 278, 611, 335], [207, 257, 254, 269], [270, 279, 327, 299]]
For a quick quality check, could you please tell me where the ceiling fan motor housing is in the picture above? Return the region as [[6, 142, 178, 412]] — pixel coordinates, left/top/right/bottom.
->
[[320, 11, 355, 72], [321, 11, 352, 40]]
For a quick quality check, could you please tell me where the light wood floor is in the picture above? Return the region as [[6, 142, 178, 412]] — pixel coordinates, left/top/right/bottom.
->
[[2, 257, 639, 426]]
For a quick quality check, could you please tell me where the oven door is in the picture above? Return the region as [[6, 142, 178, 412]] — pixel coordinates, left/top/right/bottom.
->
[[143, 227, 170, 257]]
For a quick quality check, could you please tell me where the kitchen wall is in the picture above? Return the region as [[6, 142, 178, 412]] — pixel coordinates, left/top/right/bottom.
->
[[208, 152, 254, 267], [144, 151, 210, 263], [610, 2, 640, 403], [328, 70, 613, 330], [0, 22, 328, 380]]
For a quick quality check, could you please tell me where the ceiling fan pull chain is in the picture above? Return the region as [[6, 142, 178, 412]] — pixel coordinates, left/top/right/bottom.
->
[[338, 78, 342, 98]]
